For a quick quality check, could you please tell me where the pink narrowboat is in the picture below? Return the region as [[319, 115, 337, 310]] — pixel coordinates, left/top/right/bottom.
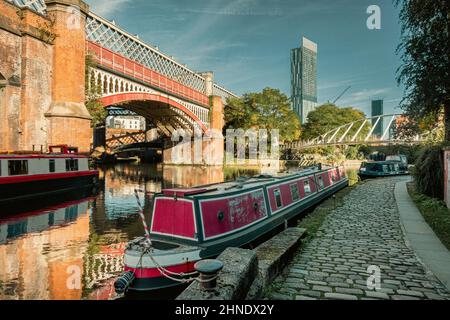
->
[[116, 165, 348, 292]]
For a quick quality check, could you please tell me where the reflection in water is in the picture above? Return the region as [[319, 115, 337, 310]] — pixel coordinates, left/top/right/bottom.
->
[[0, 199, 91, 300], [0, 164, 358, 300], [0, 164, 258, 300]]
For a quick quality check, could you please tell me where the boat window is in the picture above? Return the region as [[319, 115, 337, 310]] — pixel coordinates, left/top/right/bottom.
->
[[49, 159, 55, 173], [8, 160, 28, 176], [304, 180, 312, 194], [318, 176, 325, 189], [66, 159, 79, 172], [274, 189, 282, 208], [366, 163, 379, 172], [290, 184, 300, 201]]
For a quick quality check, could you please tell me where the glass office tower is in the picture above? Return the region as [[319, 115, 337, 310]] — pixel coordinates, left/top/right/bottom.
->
[[371, 99, 384, 137], [291, 37, 318, 124]]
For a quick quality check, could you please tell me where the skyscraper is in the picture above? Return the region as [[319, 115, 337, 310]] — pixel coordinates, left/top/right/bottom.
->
[[291, 37, 318, 124], [371, 100, 384, 137]]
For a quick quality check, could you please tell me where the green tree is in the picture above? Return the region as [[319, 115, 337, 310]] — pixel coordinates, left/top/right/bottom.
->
[[85, 55, 107, 127], [395, 0, 450, 141], [414, 145, 445, 199], [302, 103, 369, 140], [225, 88, 301, 142]]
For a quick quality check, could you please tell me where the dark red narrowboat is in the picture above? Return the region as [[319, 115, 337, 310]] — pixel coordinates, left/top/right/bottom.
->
[[0, 145, 99, 207], [116, 165, 348, 292]]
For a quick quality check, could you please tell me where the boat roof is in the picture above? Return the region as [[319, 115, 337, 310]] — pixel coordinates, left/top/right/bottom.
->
[[161, 166, 332, 198], [0, 154, 88, 159], [363, 160, 402, 164]]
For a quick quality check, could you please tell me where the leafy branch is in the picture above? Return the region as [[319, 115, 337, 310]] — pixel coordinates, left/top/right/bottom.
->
[[85, 54, 107, 128]]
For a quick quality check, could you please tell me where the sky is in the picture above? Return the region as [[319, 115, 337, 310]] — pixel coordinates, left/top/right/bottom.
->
[[86, 0, 405, 117]]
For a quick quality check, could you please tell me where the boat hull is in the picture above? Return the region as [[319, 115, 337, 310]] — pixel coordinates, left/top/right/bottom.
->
[[121, 177, 349, 292], [0, 172, 99, 206], [358, 171, 409, 180], [125, 264, 197, 291], [127, 275, 186, 291]]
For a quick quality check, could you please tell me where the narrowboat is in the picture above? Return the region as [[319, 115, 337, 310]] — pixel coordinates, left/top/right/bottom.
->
[[358, 158, 409, 180], [0, 145, 99, 206], [386, 154, 409, 172], [115, 165, 348, 292]]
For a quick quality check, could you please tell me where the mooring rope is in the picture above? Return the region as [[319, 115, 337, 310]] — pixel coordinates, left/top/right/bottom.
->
[[135, 247, 198, 284], [133, 189, 152, 246], [132, 189, 218, 285]]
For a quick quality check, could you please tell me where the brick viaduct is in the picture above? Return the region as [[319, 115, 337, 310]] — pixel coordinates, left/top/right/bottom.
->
[[0, 0, 226, 161]]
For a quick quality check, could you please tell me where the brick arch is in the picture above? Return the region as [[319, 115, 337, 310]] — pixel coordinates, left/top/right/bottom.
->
[[100, 92, 208, 132]]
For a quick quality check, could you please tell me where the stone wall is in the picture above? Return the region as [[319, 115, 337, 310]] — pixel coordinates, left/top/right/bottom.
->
[[45, 0, 92, 152], [19, 30, 53, 151], [176, 228, 307, 300], [0, 2, 53, 151], [0, 0, 92, 153], [162, 95, 224, 165]]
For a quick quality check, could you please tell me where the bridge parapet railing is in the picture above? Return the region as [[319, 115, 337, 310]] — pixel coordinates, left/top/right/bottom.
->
[[86, 13, 238, 105], [85, 13, 207, 92], [280, 114, 435, 150], [6, 0, 46, 14], [87, 41, 210, 107], [213, 84, 240, 103], [6, 1, 238, 105]]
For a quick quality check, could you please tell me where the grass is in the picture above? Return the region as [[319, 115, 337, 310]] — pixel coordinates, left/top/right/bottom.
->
[[407, 182, 450, 251], [297, 182, 359, 244]]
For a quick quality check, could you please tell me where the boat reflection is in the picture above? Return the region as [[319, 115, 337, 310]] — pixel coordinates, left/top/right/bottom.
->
[[0, 199, 91, 245], [0, 194, 94, 300], [0, 164, 279, 300]]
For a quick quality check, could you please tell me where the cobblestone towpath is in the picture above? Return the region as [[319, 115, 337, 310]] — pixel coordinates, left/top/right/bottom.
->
[[270, 178, 450, 300]]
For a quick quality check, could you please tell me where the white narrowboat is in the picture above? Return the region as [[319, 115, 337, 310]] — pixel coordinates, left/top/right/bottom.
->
[[0, 145, 99, 206]]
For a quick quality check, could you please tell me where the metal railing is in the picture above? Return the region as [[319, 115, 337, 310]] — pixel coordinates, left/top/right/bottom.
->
[[6, 0, 46, 14], [7, 0, 238, 103], [86, 13, 208, 93], [282, 114, 427, 150]]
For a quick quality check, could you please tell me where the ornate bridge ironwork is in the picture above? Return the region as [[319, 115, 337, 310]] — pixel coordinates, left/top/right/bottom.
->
[[105, 131, 147, 149], [106, 107, 138, 117], [282, 114, 427, 151], [8, 0, 239, 136], [6, 0, 46, 13]]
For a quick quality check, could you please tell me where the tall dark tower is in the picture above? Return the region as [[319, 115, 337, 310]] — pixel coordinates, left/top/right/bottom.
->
[[371, 100, 384, 137], [291, 37, 318, 124]]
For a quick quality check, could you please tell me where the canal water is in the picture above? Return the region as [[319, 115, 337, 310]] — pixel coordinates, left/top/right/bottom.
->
[[0, 164, 358, 300]]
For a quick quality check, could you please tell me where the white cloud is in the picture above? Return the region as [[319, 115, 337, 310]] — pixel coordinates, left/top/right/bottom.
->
[[350, 88, 391, 99], [87, 0, 131, 17], [337, 88, 392, 107]]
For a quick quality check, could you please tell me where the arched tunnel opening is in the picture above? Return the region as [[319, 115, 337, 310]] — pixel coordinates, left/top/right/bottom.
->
[[92, 96, 206, 165]]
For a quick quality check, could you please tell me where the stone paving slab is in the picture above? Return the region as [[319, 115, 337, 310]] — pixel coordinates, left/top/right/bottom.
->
[[269, 178, 450, 300]]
